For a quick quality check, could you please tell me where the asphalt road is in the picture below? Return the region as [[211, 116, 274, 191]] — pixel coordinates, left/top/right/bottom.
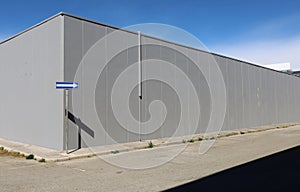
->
[[166, 145, 300, 192], [1, 126, 300, 192]]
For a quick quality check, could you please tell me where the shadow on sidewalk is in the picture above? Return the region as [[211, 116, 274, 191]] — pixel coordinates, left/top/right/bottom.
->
[[165, 145, 300, 192]]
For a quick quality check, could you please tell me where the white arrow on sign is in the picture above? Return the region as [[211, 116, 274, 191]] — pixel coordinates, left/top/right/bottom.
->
[[56, 82, 79, 89]]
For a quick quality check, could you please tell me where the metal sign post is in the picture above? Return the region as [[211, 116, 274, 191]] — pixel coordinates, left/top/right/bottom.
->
[[65, 89, 69, 154], [56, 82, 78, 154]]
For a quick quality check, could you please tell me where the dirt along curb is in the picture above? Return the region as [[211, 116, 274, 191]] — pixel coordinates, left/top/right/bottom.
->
[[0, 122, 299, 163]]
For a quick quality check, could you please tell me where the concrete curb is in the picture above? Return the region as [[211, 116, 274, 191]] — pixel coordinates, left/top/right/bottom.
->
[[1, 122, 299, 163]]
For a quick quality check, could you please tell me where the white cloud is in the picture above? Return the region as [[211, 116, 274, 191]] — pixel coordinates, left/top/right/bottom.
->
[[209, 14, 300, 71], [210, 36, 300, 70]]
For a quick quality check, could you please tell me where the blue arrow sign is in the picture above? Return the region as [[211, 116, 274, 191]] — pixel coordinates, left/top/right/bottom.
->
[[56, 82, 79, 89]]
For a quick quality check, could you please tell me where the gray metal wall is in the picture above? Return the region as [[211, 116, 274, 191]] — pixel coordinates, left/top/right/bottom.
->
[[1, 13, 300, 151], [216, 55, 300, 131], [64, 15, 300, 149], [0, 15, 64, 150], [2, 13, 300, 151]]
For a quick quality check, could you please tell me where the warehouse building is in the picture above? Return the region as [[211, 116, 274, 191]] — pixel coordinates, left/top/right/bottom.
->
[[1, 12, 300, 151]]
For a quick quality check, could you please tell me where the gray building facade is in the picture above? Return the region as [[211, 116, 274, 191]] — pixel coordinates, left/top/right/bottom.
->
[[1, 13, 300, 151]]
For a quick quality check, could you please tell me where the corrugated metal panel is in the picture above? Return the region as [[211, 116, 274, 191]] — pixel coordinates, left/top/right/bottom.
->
[[215, 55, 229, 131], [63, 15, 300, 148], [0, 15, 64, 150]]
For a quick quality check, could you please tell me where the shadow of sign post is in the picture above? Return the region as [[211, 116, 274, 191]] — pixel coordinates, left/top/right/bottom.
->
[[68, 112, 95, 150]]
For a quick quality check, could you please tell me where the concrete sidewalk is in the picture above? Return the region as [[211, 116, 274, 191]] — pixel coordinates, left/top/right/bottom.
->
[[0, 123, 299, 162], [1, 124, 300, 192]]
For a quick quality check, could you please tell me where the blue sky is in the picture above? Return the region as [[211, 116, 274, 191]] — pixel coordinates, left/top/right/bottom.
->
[[1, 0, 300, 69]]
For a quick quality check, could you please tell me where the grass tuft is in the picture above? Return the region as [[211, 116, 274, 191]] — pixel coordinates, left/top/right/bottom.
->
[[38, 158, 46, 163], [147, 141, 154, 148], [111, 150, 120, 154], [26, 154, 34, 160]]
